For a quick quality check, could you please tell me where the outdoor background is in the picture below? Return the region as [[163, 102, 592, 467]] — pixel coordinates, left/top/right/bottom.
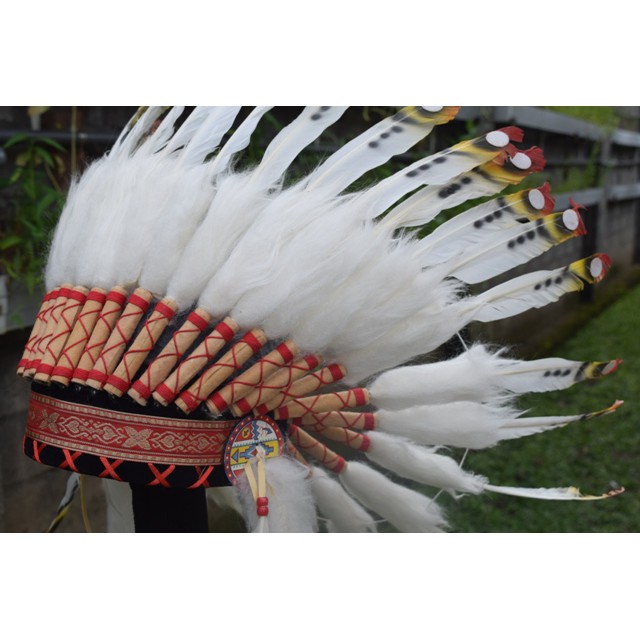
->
[[1, 106, 638, 533]]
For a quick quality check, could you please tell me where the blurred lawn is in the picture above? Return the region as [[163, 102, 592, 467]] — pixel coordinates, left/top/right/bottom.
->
[[443, 284, 640, 533]]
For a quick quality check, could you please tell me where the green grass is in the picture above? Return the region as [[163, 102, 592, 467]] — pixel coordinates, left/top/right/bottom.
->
[[442, 284, 640, 532]]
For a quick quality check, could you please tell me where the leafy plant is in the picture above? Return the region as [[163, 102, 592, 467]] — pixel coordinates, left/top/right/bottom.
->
[[0, 133, 66, 292]]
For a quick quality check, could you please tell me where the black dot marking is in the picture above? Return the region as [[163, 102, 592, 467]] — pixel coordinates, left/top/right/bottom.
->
[[517, 235, 526, 244], [439, 188, 451, 198], [320, 106, 331, 112], [485, 214, 494, 222], [562, 369, 571, 376], [508, 240, 516, 249], [461, 176, 472, 185], [474, 220, 483, 228], [544, 370, 551, 377], [545, 279, 552, 287], [553, 370, 562, 376], [380, 132, 390, 139], [434, 156, 446, 163], [535, 283, 542, 290], [527, 230, 536, 240], [311, 113, 321, 120], [391, 125, 403, 133], [555, 276, 563, 284], [451, 183, 461, 192], [494, 210, 503, 218], [419, 163, 430, 171], [369, 141, 379, 148], [407, 169, 419, 177]]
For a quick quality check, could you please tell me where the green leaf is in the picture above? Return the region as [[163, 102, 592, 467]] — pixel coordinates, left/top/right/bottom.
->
[[0, 235, 23, 250], [3, 133, 30, 149]]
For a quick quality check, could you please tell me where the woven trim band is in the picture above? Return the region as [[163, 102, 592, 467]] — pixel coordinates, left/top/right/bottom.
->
[[26, 391, 236, 466]]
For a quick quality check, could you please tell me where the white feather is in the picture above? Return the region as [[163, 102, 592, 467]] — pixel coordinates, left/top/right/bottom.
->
[[249, 106, 347, 187], [485, 484, 622, 501], [411, 188, 547, 265], [376, 401, 520, 449], [110, 106, 168, 158], [368, 345, 506, 409], [446, 211, 584, 284], [466, 260, 594, 323], [309, 466, 377, 532], [365, 431, 487, 495], [375, 400, 621, 450], [177, 106, 242, 166], [356, 131, 516, 220], [207, 106, 272, 176], [303, 106, 453, 196], [340, 461, 448, 532]]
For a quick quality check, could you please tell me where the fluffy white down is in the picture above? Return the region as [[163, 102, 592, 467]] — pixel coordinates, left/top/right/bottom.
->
[[236, 456, 318, 533]]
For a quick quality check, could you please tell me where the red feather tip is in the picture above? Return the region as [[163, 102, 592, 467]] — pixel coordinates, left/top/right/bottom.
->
[[603, 359, 623, 376], [590, 253, 612, 282], [519, 146, 546, 172], [569, 197, 587, 212], [498, 126, 524, 143], [537, 182, 555, 212], [573, 212, 588, 237]]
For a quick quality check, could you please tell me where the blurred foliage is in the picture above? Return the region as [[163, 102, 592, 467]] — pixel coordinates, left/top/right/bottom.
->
[[0, 133, 66, 291], [545, 106, 620, 130]]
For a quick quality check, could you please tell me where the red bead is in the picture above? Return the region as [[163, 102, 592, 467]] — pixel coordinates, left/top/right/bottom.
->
[[257, 497, 269, 507], [257, 506, 269, 517]]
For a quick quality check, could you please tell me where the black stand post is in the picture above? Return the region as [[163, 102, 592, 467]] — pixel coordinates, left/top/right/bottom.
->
[[130, 484, 209, 533]]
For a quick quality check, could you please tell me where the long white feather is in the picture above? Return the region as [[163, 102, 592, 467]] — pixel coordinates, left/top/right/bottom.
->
[[378, 148, 545, 231], [340, 461, 448, 532], [162, 106, 217, 155], [138, 106, 186, 155], [355, 129, 520, 220], [110, 106, 169, 158], [412, 185, 554, 266], [249, 106, 348, 187], [309, 466, 377, 532], [375, 400, 622, 449], [466, 255, 608, 323], [365, 431, 487, 495], [485, 484, 624, 501], [376, 402, 521, 449], [207, 106, 272, 176], [446, 209, 586, 284], [177, 106, 242, 166], [303, 106, 458, 196], [368, 345, 620, 410]]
